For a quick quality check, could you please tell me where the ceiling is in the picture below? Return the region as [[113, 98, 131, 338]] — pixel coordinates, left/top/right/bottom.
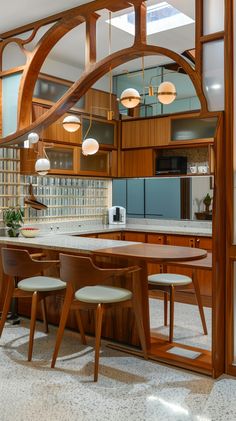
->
[[1, 0, 195, 75]]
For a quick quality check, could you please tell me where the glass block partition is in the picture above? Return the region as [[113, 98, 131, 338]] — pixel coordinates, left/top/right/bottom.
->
[[21, 175, 110, 222], [0, 148, 110, 224]]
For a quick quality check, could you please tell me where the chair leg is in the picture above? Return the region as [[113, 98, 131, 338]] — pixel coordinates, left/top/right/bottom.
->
[[192, 270, 208, 335], [51, 285, 74, 368], [41, 297, 49, 334], [164, 292, 168, 326], [75, 310, 86, 345], [169, 286, 175, 343], [28, 291, 39, 361], [94, 304, 104, 382], [0, 279, 15, 337]]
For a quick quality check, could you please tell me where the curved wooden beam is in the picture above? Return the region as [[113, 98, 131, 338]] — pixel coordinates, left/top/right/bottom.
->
[[0, 43, 208, 146]]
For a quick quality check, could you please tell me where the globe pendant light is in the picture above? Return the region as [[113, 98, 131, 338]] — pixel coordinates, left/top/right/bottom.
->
[[28, 132, 40, 144], [120, 88, 141, 109], [157, 81, 176, 104], [62, 115, 81, 132], [82, 138, 99, 156], [35, 157, 50, 175]]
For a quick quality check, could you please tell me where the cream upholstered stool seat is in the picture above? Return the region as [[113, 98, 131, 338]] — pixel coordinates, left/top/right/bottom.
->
[[75, 285, 132, 303], [148, 272, 207, 343], [18, 276, 66, 292]]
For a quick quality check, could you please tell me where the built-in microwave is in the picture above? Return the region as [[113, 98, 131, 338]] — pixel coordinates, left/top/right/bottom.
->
[[155, 156, 187, 175]]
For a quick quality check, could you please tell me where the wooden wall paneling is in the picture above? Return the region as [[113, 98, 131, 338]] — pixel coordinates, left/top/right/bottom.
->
[[20, 148, 38, 175], [121, 117, 170, 149], [110, 150, 118, 177], [85, 88, 119, 120], [121, 149, 154, 177]]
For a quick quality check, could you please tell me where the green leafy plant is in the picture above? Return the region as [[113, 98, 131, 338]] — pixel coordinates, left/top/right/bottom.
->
[[203, 193, 212, 213], [3, 206, 24, 237]]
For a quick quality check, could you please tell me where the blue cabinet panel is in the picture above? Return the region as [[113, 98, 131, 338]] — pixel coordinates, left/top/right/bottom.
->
[[127, 179, 145, 216], [112, 179, 127, 208], [145, 178, 181, 219]]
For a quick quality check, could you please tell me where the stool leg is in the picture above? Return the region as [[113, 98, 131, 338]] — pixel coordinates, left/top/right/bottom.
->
[[75, 310, 86, 345], [28, 291, 39, 361], [164, 292, 168, 326], [169, 286, 175, 343], [0, 279, 15, 337], [41, 298, 49, 334], [51, 285, 74, 368], [94, 304, 104, 382], [192, 270, 208, 335]]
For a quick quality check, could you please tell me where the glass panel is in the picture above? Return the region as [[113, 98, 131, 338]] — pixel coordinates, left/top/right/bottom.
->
[[202, 40, 225, 111], [46, 148, 73, 170], [203, 0, 224, 35], [34, 78, 85, 109], [82, 119, 114, 145], [80, 152, 108, 172], [171, 117, 218, 141], [2, 73, 23, 137]]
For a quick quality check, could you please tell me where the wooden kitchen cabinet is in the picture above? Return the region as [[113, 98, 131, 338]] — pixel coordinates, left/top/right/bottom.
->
[[123, 232, 146, 242], [45, 144, 79, 175], [97, 232, 122, 240], [121, 116, 170, 149], [120, 149, 154, 177], [166, 234, 196, 247], [82, 116, 117, 149]]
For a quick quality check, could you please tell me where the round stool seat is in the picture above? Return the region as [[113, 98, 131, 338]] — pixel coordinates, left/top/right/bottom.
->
[[148, 273, 192, 286], [75, 285, 132, 304], [18, 276, 66, 292]]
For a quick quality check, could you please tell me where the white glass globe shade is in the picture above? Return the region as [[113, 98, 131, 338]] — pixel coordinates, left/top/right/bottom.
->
[[120, 88, 141, 109], [35, 158, 50, 175], [28, 132, 39, 144], [82, 138, 99, 156], [157, 81, 176, 105], [62, 115, 81, 132]]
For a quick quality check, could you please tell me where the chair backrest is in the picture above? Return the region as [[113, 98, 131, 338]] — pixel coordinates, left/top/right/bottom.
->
[[59, 253, 140, 292], [1, 248, 56, 278]]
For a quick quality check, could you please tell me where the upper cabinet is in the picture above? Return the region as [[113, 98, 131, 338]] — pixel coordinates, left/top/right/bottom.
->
[[170, 115, 218, 144], [82, 116, 117, 149], [121, 117, 170, 149]]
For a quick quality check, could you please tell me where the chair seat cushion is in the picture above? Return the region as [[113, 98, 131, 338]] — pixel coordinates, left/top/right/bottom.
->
[[75, 285, 132, 304], [148, 273, 192, 286], [18, 276, 66, 292]]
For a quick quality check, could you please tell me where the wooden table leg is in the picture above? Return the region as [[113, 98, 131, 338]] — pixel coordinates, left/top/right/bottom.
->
[[192, 269, 208, 335]]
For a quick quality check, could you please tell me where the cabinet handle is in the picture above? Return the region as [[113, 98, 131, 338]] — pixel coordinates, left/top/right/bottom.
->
[[196, 238, 200, 247]]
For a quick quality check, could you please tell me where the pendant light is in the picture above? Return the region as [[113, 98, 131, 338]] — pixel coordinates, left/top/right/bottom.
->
[[28, 132, 40, 144], [82, 138, 99, 156], [157, 81, 177, 105], [35, 142, 50, 175], [62, 115, 81, 132]]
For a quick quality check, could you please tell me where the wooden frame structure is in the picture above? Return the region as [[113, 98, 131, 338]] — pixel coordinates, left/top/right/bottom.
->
[[0, 0, 234, 377]]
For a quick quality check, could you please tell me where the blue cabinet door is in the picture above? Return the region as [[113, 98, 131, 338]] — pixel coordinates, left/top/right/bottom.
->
[[112, 179, 127, 208], [127, 179, 145, 216], [145, 178, 181, 219]]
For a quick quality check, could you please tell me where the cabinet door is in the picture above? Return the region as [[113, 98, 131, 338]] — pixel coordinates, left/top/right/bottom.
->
[[127, 179, 145, 217], [97, 232, 121, 240], [78, 149, 110, 176], [121, 149, 154, 177], [82, 117, 116, 148], [121, 117, 170, 148], [166, 234, 195, 247], [147, 233, 165, 244], [112, 179, 127, 209], [45, 145, 78, 175], [195, 236, 212, 251], [145, 178, 181, 219], [124, 232, 146, 242]]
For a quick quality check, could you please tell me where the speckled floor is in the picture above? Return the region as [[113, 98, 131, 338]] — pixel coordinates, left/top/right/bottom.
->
[[0, 313, 235, 421]]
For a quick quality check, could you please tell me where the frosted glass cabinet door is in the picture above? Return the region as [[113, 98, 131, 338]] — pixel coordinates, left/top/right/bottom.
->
[[203, 0, 224, 35], [127, 179, 145, 216], [202, 40, 224, 111], [2, 73, 22, 137], [145, 178, 181, 219]]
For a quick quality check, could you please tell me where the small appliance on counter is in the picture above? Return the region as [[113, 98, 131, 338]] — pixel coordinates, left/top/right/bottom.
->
[[108, 206, 126, 225]]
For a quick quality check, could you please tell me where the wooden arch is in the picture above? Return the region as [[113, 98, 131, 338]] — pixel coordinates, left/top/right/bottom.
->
[[0, 0, 208, 146]]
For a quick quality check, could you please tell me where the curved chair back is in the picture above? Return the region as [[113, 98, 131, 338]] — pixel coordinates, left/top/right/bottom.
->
[[59, 254, 139, 291], [1, 248, 57, 278]]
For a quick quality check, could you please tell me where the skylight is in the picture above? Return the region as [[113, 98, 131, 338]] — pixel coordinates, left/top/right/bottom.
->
[[107, 2, 194, 36]]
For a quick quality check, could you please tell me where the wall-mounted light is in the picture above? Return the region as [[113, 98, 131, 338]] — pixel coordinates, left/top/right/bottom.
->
[[82, 138, 99, 156], [62, 115, 81, 132]]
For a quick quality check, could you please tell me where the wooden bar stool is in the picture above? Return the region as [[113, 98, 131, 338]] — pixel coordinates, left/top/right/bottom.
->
[[148, 272, 207, 342], [0, 248, 66, 361], [51, 254, 148, 382]]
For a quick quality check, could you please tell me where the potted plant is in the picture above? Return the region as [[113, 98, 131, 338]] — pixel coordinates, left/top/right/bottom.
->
[[3, 206, 24, 237], [203, 193, 212, 214]]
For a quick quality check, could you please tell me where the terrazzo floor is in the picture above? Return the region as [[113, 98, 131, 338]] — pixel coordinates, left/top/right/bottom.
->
[[0, 302, 234, 421]]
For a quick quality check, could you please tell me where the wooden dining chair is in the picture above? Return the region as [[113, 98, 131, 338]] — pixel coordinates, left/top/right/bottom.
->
[[0, 248, 66, 361], [51, 254, 148, 382]]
